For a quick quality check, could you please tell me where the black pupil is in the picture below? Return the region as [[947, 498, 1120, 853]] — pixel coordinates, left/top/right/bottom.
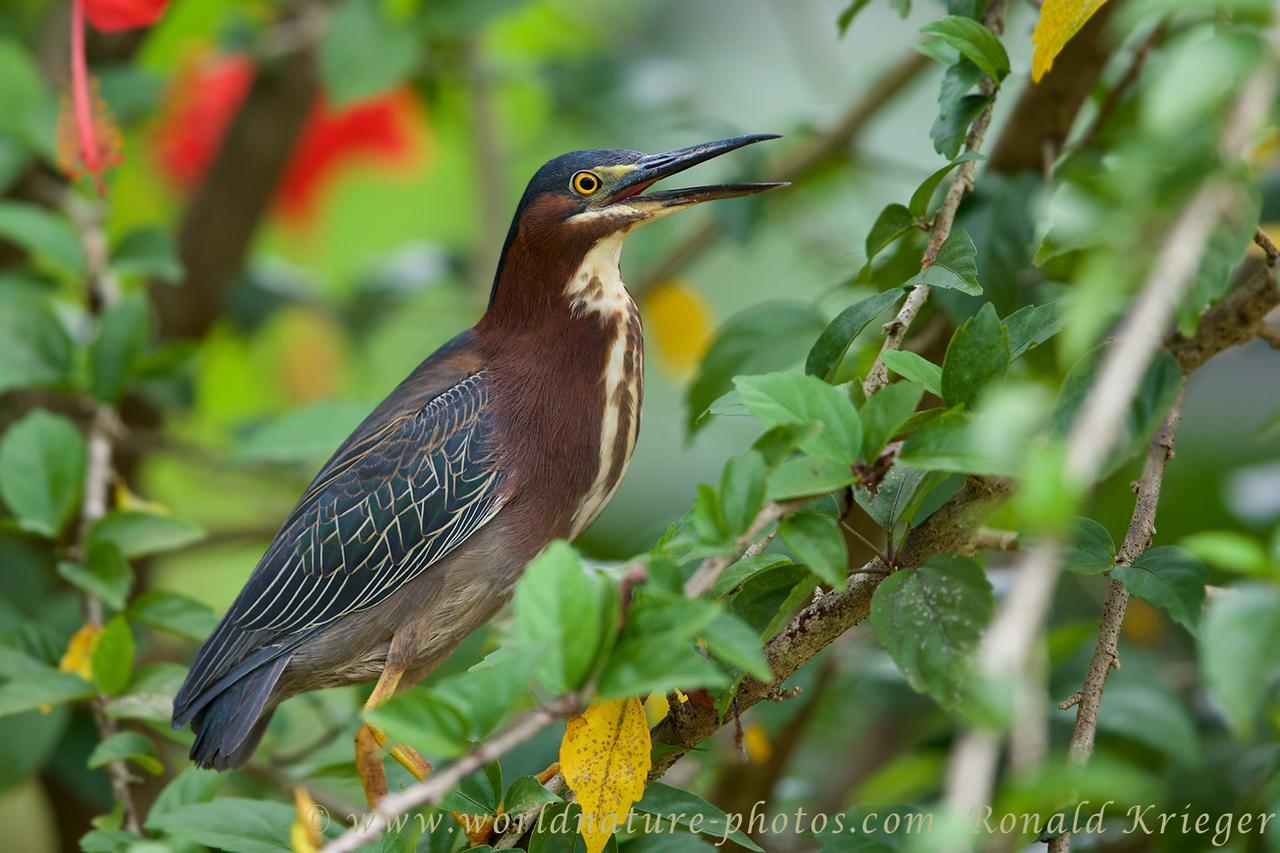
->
[[579, 174, 596, 191]]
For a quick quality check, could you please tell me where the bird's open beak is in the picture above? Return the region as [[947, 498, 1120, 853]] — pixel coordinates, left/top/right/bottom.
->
[[605, 134, 786, 216]]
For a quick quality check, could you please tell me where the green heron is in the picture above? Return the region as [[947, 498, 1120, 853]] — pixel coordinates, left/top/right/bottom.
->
[[171, 134, 783, 804]]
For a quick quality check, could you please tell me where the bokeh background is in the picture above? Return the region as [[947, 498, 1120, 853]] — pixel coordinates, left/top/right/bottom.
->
[[1, 0, 1279, 850]]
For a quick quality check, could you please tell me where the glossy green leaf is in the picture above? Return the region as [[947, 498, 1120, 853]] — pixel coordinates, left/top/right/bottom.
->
[[1201, 585, 1280, 736], [864, 204, 915, 266], [687, 302, 826, 433], [91, 616, 134, 696], [504, 775, 562, 815], [57, 541, 133, 611], [735, 372, 862, 464], [1062, 518, 1117, 575], [89, 291, 150, 403], [366, 685, 472, 757], [147, 798, 300, 853], [730, 565, 815, 641], [780, 512, 848, 589], [0, 410, 85, 538], [718, 451, 766, 539], [0, 292, 74, 393], [88, 730, 163, 776], [941, 302, 1009, 409], [905, 228, 982, 296], [89, 511, 204, 559], [700, 612, 771, 679], [513, 541, 616, 693], [860, 381, 924, 462], [1114, 546, 1206, 633], [805, 288, 906, 380], [634, 782, 764, 851], [931, 93, 988, 159], [145, 767, 224, 831], [129, 589, 217, 642], [0, 661, 92, 718], [908, 152, 984, 220], [1003, 302, 1064, 360], [920, 16, 1010, 82], [879, 350, 943, 397], [766, 457, 858, 501], [870, 555, 993, 709]]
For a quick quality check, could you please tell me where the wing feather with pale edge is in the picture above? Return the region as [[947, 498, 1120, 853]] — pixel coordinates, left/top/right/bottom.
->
[[174, 370, 506, 715]]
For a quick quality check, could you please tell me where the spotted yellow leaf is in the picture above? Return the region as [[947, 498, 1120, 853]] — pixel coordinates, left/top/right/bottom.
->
[[643, 281, 712, 374], [1031, 0, 1111, 82], [560, 697, 651, 853]]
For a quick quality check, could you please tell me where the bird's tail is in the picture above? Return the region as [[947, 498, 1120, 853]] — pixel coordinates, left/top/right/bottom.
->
[[185, 654, 290, 770]]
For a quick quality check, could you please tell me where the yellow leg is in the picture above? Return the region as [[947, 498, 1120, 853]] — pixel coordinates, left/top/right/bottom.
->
[[355, 666, 433, 806]]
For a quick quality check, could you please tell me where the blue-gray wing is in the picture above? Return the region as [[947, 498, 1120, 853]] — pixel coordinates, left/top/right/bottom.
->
[[174, 370, 506, 718]]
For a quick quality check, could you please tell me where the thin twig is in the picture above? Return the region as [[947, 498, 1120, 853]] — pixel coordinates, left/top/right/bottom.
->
[[943, 28, 1279, 815], [66, 195, 142, 835], [862, 0, 1012, 397], [1046, 392, 1185, 853], [320, 696, 580, 853]]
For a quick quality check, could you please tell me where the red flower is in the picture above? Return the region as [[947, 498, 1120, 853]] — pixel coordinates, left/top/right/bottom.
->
[[82, 0, 168, 32], [152, 54, 421, 225]]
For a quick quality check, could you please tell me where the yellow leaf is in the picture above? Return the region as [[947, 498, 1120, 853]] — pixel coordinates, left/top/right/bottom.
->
[[560, 698, 651, 853], [643, 282, 712, 374], [744, 723, 772, 763], [1031, 0, 1111, 82], [290, 787, 322, 853], [114, 479, 168, 515], [643, 692, 669, 726], [59, 623, 103, 680]]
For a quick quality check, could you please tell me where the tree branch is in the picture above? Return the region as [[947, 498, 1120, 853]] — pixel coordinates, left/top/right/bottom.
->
[[943, 28, 1279, 813], [861, 0, 1012, 397]]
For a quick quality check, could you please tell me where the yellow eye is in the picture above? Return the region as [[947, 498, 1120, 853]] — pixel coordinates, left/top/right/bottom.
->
[[571, 170, 601, 196]]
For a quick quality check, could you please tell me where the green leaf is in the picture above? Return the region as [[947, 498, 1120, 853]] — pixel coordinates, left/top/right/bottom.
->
[[908, 153, 984, 221], [505, 775, 562, 815], [57, 541, 133, 611], [596, 634, 727, 699], [102, 662, 186, 723], [710, 554, 792, 599], [920, 15, 1010, 82], [1003, 302, 1064, 360], [898, 409, 1010, 476], [88, 511, 204, 559], [931, 93, 989, 160], [88, 730, 163, 776], [147, 798, 298, 853], [718, 451, 766, 539], [128, 589, 217, 642], [1062, 518, 1116, 575], [1097, 683, 1199, 765], [442, 762, 503, 816], [1052, 349, 1183, 478], [0, 410, 85, 537], [766, 457, 858, 501], [805, 289, 906, 381], [236, 401, 372, 463], [730, 565, 815, 641], [319, 0, 422, 107], [110, 228, 182, 283], [860, 382, 924, 462], [688, 302, 827, 433], [91, 616, 134, 696], [146, 767, 224, 830], [700, 613, 771, 680], [941, 302, 1009, 409], [0, 292, 74, 393], [0, 661, 92, 717], [1200, 585, 1280, 736], [634, 782, 765, 851], [1179, 530, 1272, 577], [855, 465, 930, 529], [1113, 546, 1206, 633], [735, 373, 862, 464], [0, 202, 83, 278], [870, 555, 993, 709], [905, 228, 983, 296], [431, 649, 531, 740], [0, 40, 55, 157], [864, 204, 915, 267], [780, 512, 848, 589], [513, 541, 616, 693], [879, 350, 943, 397], [837, 0, 873, 35], [89, 291, 150, 403]]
